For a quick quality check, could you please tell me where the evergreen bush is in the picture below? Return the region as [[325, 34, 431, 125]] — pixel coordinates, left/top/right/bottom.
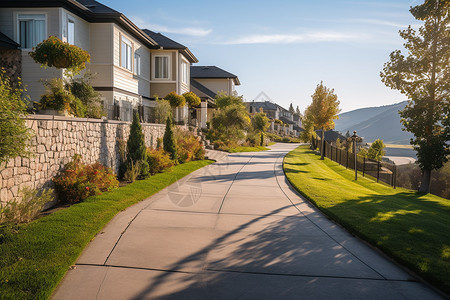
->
[[126, 112, 149, 178], [163, 116, 177, 160]]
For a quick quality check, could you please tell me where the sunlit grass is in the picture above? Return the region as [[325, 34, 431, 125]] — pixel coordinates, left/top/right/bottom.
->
[[284, 145, 450, 294], [0, 160, 213, 300]]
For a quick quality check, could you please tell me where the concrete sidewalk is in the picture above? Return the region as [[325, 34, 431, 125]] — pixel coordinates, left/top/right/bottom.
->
[[52, 143, 442, 299]]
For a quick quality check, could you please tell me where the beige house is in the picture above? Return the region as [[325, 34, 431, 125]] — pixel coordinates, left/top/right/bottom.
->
[[0, 0, 202, 125], [190, 66, 240, 128]]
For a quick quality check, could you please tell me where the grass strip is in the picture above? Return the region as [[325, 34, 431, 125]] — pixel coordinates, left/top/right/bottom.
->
[[283, 145, 450, 294], [0, 160, 212, 299], [228, 146, 270, 153]]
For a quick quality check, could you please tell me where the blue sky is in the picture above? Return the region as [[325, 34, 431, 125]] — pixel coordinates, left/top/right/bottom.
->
[[102, 0, 422, 112]]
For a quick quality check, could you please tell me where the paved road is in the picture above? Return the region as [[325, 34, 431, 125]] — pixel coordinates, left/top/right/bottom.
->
[[53, 143, 442, 299]]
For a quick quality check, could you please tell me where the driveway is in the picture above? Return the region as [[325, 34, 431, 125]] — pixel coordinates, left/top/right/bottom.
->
[[53, 143, 442, 299]]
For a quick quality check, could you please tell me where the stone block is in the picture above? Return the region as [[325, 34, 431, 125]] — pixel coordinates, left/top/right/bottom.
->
[[11, 185, 18, 197]]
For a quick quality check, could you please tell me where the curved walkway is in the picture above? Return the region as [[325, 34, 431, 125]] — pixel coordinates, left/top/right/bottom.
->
[[53, 143, 442, 299]]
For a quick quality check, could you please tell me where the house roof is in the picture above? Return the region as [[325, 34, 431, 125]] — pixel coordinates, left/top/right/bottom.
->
[[0, 0, 158, 49], [141, 29, 198, 63], [191, 66, 240, 85], [315, 130, 346, 142], [0, 31, 20, 49], [246, 101, 278, 111], [191, 79, 216, 100]]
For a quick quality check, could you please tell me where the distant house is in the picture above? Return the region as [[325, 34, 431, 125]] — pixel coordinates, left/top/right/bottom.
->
[[190, 66, 240, 98], [246, 97, 303, 136], [190, 65, 241, 129], [315, 130, 346, 142]]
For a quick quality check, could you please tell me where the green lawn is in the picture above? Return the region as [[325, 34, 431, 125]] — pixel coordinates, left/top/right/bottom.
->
[[228, 145, 270, 153], [0, 160, 212, 300], [284, 145, 450, 294]]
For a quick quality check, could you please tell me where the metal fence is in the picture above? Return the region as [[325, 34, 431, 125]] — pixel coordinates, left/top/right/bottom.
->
[[313, 137, 449, 199], [322, 140, 397, 188]]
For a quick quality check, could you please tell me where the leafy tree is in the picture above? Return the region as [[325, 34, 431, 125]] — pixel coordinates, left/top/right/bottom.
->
[[368, 139, 386, 161], [251, 112, 270, 146], [380, 0, 449, 193], [300, 110, 316, 143], [305, 81, 341, 159], [127, 112, 149, 178], [215, 92, 245, 109], [165, 91, 185, 107], [289, 103, 295, 114], [163, 116, 177, 160], [211, 105, 250, 142], [154, 97, 172, 124], [0, 68, 32, 164], [182, 91, 201, 108]]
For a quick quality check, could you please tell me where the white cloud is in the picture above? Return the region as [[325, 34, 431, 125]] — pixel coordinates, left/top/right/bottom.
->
[[349, 18, 410, 28], [222, 32, 361, 45], [132, 16, 212, 37]]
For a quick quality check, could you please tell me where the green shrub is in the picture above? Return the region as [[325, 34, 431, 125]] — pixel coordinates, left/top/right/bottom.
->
[[39, 78, 86, 117], [126, 112, 149, 179], [165, 91, 186, 107], [123, 160, 142, 183], [175, 128, 205, 163], [69, 73, 104, 119], [154, 97, 172, 124], [53, 155, 118, 203], [146, 148, 175, 175], [0, 187, 53, 224], [182, 91, 201, 108], [163, 116, 177, 160], [0, 68, 32, 164]]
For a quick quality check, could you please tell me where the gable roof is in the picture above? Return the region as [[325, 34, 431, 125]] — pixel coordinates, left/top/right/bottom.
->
[[0, 0, 158, 49], [191, 66, 240, 85], [191, 79, 216, 99], [0, 31, 20, 49], [247, 101, 278, 111], [315, 130, 346, 142], [142, 29, 198, 63]]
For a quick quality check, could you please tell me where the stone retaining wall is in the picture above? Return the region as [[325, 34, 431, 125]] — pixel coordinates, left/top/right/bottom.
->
[[0, 115, 165, 204]]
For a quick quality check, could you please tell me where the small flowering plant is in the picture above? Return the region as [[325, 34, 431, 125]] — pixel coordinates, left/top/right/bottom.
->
[[29, 36, 90, 76], [53, 154, 119, 203]]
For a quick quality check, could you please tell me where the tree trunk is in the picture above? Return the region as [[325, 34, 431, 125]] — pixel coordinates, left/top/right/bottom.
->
[[320, 128, 325, 160], [419, 169, 431, 193]]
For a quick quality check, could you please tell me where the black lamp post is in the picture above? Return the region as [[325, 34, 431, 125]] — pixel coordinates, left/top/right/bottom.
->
[[351, 131, 360, 181]]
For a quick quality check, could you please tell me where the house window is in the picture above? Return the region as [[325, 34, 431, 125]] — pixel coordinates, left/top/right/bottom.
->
[[134, 53, 141, 76], [154, 55, 169, 79], [181, 60, 188, 84], [121, 35, 132, 71], [18, 14, 46, 49], [67, 19, 75, 45]]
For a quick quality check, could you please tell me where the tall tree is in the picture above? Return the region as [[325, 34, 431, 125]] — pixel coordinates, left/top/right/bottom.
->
[[289, 103, 295, 114], [380, 0, 449, 193], [305, 82, 341, 159], [127, 112, 149, 178], [296, 105, 301, 115], [251, 112, 270, 146]]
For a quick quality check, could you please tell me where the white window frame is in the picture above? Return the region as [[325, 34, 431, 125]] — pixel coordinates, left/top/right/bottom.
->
[[120, 35, 133, 71], [153, 54, 171, 80], [16, 13, 47, 50], [67, 18, 75, 45], [134, 52, 141, 76], [181, 59, 189, 84]]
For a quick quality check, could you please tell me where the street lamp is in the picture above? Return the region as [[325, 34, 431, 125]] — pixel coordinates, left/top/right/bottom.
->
[[351, 131, 360, 181]]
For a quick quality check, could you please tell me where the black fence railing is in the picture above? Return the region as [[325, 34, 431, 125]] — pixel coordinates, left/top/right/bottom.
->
[[312, 136, 449, 199]]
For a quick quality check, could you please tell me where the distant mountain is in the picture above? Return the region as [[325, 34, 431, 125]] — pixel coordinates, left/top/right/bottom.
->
[[335, 101, 413, 145]]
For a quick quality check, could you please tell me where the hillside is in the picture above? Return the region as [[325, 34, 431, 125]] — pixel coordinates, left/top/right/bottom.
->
[[335, 101, 413, 145]]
